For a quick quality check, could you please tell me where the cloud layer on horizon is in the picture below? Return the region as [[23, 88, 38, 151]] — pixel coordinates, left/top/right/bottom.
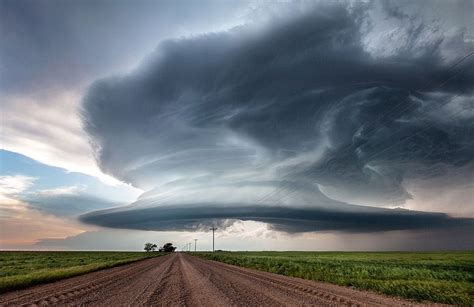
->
[[80, 202, 474, 234], [81, 2, 474, 235]]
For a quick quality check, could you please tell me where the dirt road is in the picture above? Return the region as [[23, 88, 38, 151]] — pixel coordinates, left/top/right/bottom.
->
[[0, 253, 439, 306]]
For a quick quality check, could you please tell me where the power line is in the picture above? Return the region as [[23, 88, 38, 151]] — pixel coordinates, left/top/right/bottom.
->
[[210, 227, 217, 252]]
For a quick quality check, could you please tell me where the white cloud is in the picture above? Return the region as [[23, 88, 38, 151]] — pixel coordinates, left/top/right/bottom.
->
[[33, 185, 85, 197], [0, 90, 128, 186], [0, 175, 36, 196]]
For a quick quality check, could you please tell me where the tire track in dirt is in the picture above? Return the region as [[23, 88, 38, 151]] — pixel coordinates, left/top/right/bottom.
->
[[0, 254, 174, 306], [185, 255, 300, 306], [190, 256, 364, 306], [181, 254, 284, 306], [187, 256, 380, 306], [0, 253, 446, 306], [178, 255, 233, 307]]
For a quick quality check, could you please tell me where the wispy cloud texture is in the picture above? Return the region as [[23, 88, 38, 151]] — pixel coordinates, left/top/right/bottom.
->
[[81, 2, 474, 237]]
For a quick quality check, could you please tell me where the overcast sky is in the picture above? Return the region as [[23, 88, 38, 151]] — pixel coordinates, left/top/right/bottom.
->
[[1, 0, 473, 251]]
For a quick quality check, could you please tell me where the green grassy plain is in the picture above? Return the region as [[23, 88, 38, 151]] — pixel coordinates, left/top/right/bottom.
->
[[0, 251, 161, 293], [195, 251, 474, 305]]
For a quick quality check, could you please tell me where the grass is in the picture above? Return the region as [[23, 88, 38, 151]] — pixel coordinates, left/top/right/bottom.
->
[[0, 251, 163, 293], [194, 251, 474, 305]]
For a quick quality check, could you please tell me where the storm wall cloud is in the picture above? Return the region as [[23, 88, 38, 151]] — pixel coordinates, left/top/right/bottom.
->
[[80, 201, 474, 234], [81, 2, 474, 235]]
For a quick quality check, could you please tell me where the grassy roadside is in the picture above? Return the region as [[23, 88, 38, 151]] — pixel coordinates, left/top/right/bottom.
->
[[194, 251, 474, 305], [0, 251, 163, 293]]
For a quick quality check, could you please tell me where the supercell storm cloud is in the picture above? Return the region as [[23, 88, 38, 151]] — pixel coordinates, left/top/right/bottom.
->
[[81, 3, 474, 233]]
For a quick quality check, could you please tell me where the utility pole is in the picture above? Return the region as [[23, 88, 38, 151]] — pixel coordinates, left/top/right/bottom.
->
[[194, 239, 198, 252], [210, 227, 217, 252]]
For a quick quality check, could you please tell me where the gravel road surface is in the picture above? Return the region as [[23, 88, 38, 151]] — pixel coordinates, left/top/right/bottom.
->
[[0, 253, 443, 306]]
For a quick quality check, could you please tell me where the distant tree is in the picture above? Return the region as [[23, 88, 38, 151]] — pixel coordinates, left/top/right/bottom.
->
[[159, 242, 176, 253], [144, 242, 157, 252]]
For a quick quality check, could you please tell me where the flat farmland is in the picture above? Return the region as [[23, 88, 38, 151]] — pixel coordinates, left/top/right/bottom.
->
[[0, 251, 162, 293], [0, 253, 443, 306], [195, 251, 474, 305]]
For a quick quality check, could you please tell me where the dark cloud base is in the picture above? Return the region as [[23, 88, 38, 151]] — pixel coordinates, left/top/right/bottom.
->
[[80, 203, 474, 234]]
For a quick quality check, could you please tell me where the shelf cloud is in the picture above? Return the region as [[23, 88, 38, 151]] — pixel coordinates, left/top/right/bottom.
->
[[81, 2, 474, 234], [80, 200, 474, 234]]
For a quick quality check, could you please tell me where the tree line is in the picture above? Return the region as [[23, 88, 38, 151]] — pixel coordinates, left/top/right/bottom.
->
[[144, 242, 176, 252]]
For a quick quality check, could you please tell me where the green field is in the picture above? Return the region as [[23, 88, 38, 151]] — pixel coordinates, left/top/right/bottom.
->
[[0, 251, 162, 293], [195, 251, 474, 305]]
